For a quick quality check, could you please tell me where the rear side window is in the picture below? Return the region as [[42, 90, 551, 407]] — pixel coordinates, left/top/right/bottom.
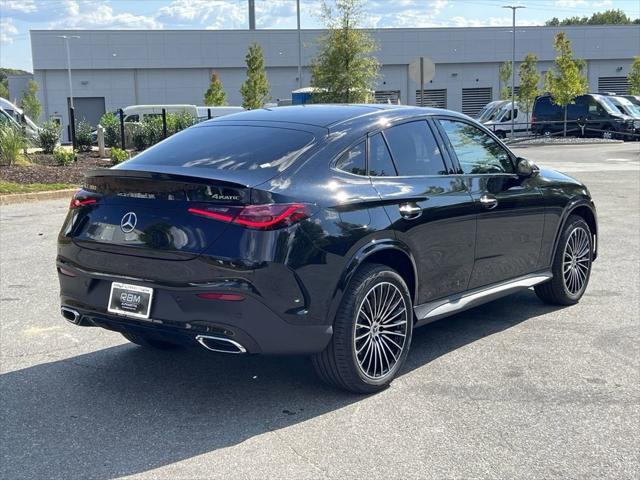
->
[[368, 133, 396, 176], [383, 121, 446, 176], [335, 142, 366, 175], [123, 125, 315, 173]]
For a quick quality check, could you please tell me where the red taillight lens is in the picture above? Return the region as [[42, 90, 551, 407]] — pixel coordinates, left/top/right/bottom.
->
[[196, 293, 245, 301], [70, 189, 98, 209], [189, 203, 312, 230]]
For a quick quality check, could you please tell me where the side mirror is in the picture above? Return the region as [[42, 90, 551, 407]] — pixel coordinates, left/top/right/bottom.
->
[[516, 157, 539, 177]]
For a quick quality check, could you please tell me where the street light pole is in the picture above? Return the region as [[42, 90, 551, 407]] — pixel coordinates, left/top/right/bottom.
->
[[502, 5, 525, 138], [57, 35, 80, 149], [296, 0, 302, 89]]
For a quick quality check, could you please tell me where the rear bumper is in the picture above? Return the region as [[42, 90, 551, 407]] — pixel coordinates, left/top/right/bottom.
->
[[58, 266, 333, 355]]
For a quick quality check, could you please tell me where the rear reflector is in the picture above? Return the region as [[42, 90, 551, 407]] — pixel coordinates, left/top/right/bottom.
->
[[196, 293, 245, 301], [58, 267, 77, 277], [189, 203, 312, 230]]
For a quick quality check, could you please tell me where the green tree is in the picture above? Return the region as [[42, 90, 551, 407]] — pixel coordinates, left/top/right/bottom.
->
[[240, 43, 270, 109], [628, 56, 640, 95], [310, 0, 380, 103], [517, 53, 541, 125], [0, 82, 8, 100], [544, 32, 588, 136], [545, 9, 638, 26], [20, 80, 41, 123], [499, 61, 512, 100], [204, 72, 227, 106]]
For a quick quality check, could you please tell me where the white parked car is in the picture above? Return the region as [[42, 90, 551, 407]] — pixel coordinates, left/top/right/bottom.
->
[[196, 106, 245, 121], [120, 104, 199, 123]]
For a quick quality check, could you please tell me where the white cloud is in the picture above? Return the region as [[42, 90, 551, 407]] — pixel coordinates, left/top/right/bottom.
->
[[0, 18, 18, 44], [0, 0, 37, 13], [555, 0, 587, 7], [158, 0, 246, 27], [50, 0, 162, 29], [450, 16, 539, 27]]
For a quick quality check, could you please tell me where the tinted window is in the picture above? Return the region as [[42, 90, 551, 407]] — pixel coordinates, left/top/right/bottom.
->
[[124, 114, 139, 122], [368, 133, 396, 176], [335, 142, 366, 175], [124, 125, 314, 173], [439, 119, 513, 174], [383, 121, 446, 176]]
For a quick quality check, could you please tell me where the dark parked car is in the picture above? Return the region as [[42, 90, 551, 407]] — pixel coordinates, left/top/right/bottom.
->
[[58, 105, 597, 393], [532, 93, 636, 139]]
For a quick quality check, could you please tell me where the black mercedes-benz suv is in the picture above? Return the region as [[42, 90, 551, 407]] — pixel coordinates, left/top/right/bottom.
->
[[58, 104, 597, 393]]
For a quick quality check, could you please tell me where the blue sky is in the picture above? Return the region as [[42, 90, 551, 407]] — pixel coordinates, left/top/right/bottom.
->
[[1, 0, 639, 71]]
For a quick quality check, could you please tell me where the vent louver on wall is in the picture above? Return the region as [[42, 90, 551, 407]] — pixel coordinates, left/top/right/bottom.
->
[[597, 77, 630, 95], [462, 88, 493, 117], [374, 90, 401, 104], [415, 89, 447, 108]]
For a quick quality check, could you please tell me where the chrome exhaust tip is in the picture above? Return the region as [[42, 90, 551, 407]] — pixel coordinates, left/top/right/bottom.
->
[[195, 334, 247, 354], [61, 307, 81, 325]]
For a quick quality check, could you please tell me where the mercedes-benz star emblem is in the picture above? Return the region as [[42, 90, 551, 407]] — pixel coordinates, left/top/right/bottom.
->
[[120, 212, 137, 233]]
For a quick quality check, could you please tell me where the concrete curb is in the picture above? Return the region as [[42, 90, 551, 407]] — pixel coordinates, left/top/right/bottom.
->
[[0, 188, 77, 206], [507, 140, 625, 147]]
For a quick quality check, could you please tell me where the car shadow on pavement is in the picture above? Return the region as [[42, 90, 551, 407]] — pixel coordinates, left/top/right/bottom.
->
[[1, 290, 563, 479]]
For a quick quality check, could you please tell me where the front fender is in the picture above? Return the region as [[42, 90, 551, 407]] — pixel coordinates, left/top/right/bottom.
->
[[551, 198, 598, 264]]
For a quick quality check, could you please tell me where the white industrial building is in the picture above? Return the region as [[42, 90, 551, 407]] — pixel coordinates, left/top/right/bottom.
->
[[29, 25, 639, 140]]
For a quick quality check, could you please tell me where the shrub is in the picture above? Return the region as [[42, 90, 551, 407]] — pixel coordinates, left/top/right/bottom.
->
[[53, 147, 75, 166], [100, 112, 120, 148], [75, 120, 93, 152], [142, 116, 163, 148], [167, 111, 195, 135], [0, 125, 26, 166], [37, 120, 60, 154], [110, 147, 129, 165]]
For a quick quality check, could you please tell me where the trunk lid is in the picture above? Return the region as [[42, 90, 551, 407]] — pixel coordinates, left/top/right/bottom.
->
[[70, 170, 250, 260]]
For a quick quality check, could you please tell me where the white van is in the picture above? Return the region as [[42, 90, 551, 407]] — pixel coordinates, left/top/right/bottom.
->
[[483, 101, 529, 138], [121, 104, 198, 123], [0, 97, 41, 137], [196, 106, 245, 121]]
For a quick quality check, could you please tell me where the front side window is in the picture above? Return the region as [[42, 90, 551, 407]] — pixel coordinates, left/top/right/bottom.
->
[[439, 119, 513, 174], [383, 121, 447, 176], [368, 133, 396, 177], [335, 142, 366, 176]]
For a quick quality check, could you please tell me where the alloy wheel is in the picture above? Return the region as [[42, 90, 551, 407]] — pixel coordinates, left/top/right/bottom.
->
[[353, 282, 408, 380], [562, 226, 591, 296]]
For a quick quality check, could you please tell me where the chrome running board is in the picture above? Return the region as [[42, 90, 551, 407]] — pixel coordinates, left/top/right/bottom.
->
[[414, 272, 552, 327]]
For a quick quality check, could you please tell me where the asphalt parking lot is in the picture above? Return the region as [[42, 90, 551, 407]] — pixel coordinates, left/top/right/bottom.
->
[[1, 143, 638, 480]]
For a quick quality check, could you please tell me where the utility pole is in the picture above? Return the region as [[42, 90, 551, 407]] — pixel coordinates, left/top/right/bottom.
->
[[57, 35, 80, 150], [502, 5, 525, 138], [296, 0, 302, 89], [248, 0, 256, 30]]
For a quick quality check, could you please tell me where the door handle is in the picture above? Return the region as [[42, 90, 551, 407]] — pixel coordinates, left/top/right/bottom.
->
[[399, 202, 422, 219], [479, 194, 498, 210]]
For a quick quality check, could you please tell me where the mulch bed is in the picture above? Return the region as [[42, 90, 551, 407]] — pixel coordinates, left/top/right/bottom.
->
[[0, 151, 112, 185]]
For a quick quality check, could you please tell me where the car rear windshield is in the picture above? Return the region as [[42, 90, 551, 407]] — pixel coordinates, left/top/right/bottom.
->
[[123, 125, 315, 173]]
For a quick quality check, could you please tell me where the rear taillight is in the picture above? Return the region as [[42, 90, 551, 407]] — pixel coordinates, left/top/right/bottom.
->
[[188, 203, 313, 230], [70, 189, 98, 209]]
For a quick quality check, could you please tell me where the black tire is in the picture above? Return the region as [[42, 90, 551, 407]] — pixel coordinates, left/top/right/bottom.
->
[[535, 215, 593, 305], [121, 331, 180, 349], [495, 130, 506, 139], [312, 264, 413, 394]]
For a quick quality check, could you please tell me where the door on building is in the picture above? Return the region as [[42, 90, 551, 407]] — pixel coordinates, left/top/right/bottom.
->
[[67, 97, 106, 128]]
